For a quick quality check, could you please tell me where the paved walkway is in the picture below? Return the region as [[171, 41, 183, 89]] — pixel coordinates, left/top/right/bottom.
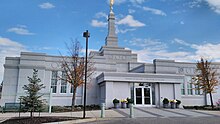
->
[[0, 107, 219, 123]]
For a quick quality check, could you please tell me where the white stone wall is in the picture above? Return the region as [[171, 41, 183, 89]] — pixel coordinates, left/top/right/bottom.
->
[[104, 81, 131, 108], [181, 96, 205, 106], [2, 50, 220, 108], [1, 67, 18, 105], [159, 83, 175, 106]]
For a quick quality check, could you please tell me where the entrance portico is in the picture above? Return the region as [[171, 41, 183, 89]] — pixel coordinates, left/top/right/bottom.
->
[[97, 72, 184, 108]]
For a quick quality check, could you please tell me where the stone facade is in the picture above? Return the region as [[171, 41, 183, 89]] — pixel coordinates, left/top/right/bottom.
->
[[1, 9, 220, 109]]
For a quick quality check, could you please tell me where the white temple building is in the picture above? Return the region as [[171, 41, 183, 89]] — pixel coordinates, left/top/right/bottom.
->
[[1, 6, 220, 109]]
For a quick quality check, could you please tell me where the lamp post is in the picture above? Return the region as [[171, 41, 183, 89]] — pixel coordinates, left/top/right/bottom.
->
[[83, 30, 90, 118]]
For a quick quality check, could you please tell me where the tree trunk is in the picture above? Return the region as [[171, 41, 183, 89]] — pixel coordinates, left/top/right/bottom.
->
[[71, 87, 77, 111], [30, 111, 33, 118], [209, 92, 214, 109]]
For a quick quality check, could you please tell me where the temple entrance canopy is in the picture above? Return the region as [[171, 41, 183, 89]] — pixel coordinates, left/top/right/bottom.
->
[[97, 72, 184, 108]]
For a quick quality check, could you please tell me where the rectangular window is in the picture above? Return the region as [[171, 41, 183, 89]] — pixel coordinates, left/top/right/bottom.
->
[[51, 71, 58, 93], [70, 85, 74, 93], [195, 85, 201, 95], [60, 72, 67, 93], [186, 76, 193, 95], [181, 83, 185, 95], [187, 83, 193, 95]]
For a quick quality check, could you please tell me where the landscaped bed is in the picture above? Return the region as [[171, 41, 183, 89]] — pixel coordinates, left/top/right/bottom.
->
[[183, 105, 220, 110], [1, 116, 82, 124], [1, 105, 100, 124], [51, 104, 100, 112]]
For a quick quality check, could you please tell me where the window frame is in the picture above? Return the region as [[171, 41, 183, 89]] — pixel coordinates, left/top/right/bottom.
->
[[51, 71, 58, 93], [60, 71, 67, 93]]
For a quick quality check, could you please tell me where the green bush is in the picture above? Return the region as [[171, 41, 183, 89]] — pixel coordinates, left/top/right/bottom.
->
[[40, 105, 49, 112], [176, 99, 181, 105], [163, 98, 169, 104], [51, 106, 72, 112], [183, 105, 220, 110], [51, 104, 100, 112], [127, 98, 134, 104], [113, 98, 120, 104], [86, 104, 100, 110]]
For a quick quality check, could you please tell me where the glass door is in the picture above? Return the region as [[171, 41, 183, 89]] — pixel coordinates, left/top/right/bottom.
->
[[135, 86, 152, 106], [144, 88, 151, 105], [135, 88, 142, 105]]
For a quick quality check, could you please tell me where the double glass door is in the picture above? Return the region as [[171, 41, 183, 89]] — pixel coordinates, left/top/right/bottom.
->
[[135, 87, 152, 106]]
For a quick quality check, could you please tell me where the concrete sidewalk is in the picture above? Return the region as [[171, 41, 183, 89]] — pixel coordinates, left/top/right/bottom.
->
[[0, 108, 219, 123]]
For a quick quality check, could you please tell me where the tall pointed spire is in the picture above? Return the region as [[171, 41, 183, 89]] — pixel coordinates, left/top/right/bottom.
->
[[105, 1, 118, 47]]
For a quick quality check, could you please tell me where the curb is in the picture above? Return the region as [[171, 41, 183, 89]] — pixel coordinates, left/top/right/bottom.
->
[[43, 118, 98, 124]]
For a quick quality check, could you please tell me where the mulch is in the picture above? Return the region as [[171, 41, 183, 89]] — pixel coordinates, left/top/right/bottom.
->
[[1, 116, 80, 124]]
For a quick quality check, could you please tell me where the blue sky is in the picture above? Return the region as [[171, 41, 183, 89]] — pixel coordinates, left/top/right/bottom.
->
[[1, 0, 220, 81]]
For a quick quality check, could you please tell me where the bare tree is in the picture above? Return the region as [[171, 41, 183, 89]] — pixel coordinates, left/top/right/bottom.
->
[[192, 58, 219, 109], [60, 39, 94, 110]]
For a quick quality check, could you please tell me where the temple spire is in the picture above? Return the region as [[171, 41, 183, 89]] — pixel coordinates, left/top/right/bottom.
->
[[105, 0, 118, 47]]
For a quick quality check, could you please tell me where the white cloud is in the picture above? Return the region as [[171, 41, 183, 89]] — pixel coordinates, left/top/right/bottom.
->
[[172, 38, 191, 46], [91, 20, 107, 27], [82, 48, 98, 54], [95, 12, 108, 19], [91, 12, 108, 28], [115, 0, 127, 5], [130, 0, 146, 4], [143, 7, 167, 16], [192, 43, 220, 59], [116, 28, 136, 34], [205, 0, 220, 14], [117, 15, 145, 27], [129, 38, 167, 50], [107, 0, 126, 5], [134, 48, 195, 62], [107, 0, 145, 5], [172, 38, 220, 60], [0, 37, 28, 82], [7, 25, 35, 35], [171, 10, 186, 14], [133, 49, 151, 62], [128, 9, 136, 14], [91, 13, 144, 32], [39, 2, 55, 9], [31, 46, 59, 51], [132, 38, 220, 63], [187, 0, 202, 8], [180, 21, 185, 25]]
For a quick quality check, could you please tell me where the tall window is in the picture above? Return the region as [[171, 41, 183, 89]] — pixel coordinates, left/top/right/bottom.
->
[[195, 85, 201, 95], [60, 71, 67, 93], [187, 83, 193, 95], [51, 71, 58, 93], [186, 76, 193, 95], [70, 85, 74, 93], [181, 83, 185, 95]]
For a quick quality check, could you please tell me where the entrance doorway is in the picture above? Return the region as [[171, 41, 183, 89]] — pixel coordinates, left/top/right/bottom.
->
[[134, 86, 152, 106]]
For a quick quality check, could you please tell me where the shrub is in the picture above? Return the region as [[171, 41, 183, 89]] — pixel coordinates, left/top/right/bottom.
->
[[176, 99, 181, 104], [163, 98, 169, 104], [51, 104, 100, 112], [51, 106, 71, 112], [127, 98, 134, 104], [183, 105, 217, 110], [113, 98, 120, 104], [169, 99, 177, 103], [88, 104, 100, 110], [120, 99, 128, 103], [183, 106, 194, 109]]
